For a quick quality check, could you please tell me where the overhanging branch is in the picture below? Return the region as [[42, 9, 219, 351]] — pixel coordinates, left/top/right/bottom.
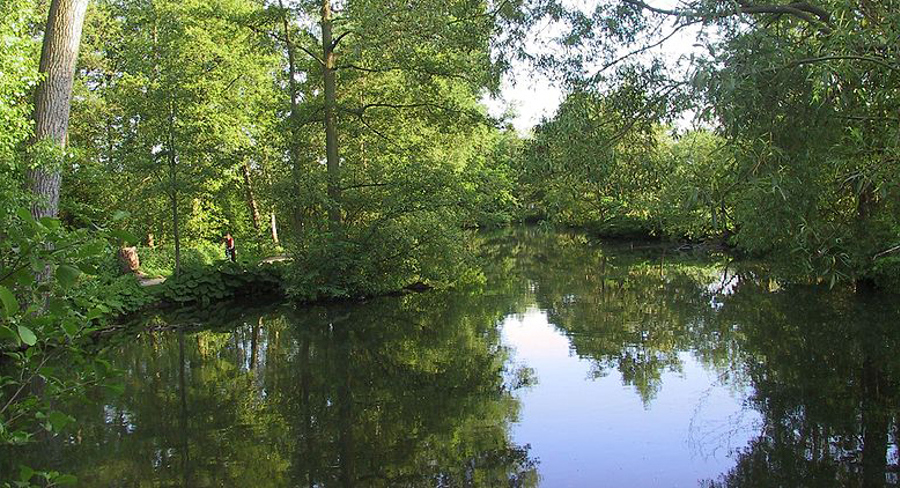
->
[[621, 0, 833, 32]]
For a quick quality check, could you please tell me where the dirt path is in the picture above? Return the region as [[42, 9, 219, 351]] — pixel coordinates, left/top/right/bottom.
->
[[138, 277, 166, 287]]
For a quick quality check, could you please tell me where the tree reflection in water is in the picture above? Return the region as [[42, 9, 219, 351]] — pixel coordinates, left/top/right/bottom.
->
[[10, 288, 538, 487], [499, 228, 900, 487], [5, 227, 899, 486], [703, 287, 900, 488]]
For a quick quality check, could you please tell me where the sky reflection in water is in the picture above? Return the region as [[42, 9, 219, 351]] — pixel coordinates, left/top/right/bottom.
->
[[502, 308, 758, 487]]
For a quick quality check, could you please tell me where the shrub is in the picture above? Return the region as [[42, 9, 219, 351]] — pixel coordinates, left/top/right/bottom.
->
[[160, 261, 286, 306], [71, 274, 160, 318]]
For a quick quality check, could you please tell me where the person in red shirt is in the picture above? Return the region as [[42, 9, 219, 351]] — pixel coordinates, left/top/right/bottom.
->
[[224, 233, 236, 262]]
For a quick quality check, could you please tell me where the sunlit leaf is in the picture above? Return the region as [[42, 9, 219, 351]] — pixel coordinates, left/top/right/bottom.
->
[[110, 229, 139, 246], [17, 325, 37, 346], [55, 265, 82, 288], [0, 285, 19, 317]]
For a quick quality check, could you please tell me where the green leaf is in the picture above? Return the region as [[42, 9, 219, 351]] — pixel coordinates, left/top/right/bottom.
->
[[110, 229, 139, 246], [0, 325, 18, 342], [76, 262, 98, 275], [62, 321, 79, 338], [86, 308, 105, 321], [39, 217, 61, 230], [55, 474, 78, 485], [16, 207, 37, 226], [19, 465, 34, 482], [47, 298, 68, 316], [55, 265, 82, 288], [112, 210, 130, 222], [17, 325, 37, 346], [0, 285, 19, 317], [47, 411, 74, 432], [76, 241, 106, 259]]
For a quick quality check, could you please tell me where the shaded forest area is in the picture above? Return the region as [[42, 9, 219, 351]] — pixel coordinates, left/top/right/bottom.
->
[[1, 0, 898, 483]]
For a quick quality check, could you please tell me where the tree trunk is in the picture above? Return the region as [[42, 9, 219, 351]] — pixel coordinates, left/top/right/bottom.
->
[[249, 317, 260, 371], [856, 184, 877, 289], [270, 210, 279, 245], [169, 152, 181, 275], [178, 331, 192, 486], [861, 355, 889, 488], [167, 98, 181, 275], [278, 0, 307, 235], [27, 0, 90, 220], [171, 190, 181, 275], [321, 0, 341, 227], [117, 246, 141, 274], [278, 0, 300, 118], [335, 324, 353, 486], [242, 161, 261, 231]]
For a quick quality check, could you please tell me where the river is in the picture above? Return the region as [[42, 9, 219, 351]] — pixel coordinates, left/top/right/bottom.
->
[[8, 227, 900, 486]]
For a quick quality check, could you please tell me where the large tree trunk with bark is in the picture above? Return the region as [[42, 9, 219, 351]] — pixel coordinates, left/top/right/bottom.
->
[[321, 0, 341, 227], [27, 0, 90, 220]]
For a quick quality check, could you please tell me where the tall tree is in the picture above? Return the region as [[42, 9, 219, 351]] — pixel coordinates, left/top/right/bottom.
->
[[27, 0, 90, 220], [263, 0, 515, 298]]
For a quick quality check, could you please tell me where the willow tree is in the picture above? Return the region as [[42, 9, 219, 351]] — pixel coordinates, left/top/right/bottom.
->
[[525, 0, 900, 286]]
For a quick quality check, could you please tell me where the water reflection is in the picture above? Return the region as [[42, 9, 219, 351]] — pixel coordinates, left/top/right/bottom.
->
[[8, 292, 538, 486], [4, 227, 900, 486], [492, 228, 900, 486], [704, 287, 900, 487]]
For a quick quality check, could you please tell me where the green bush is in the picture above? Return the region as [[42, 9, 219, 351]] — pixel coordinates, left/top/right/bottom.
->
[[286, 222, 471, 302], [1, 206, 124, 482], [71, 274, 160, 318], [872, 256, 900, 290], [160, 261, 286, 305]]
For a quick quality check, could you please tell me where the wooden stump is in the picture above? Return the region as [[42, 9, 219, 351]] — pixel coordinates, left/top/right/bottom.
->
[[118, 246, 141, 274]]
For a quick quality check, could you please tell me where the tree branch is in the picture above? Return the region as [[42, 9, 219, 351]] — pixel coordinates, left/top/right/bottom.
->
[[341, 182, 391, 191], [447, 0, 511, 26], [598, 19, 701, 73], [340, 102, 465, 118], [296, 44, 325, 66], [331, 30, 352, 49], [873, 245, 900, 260], [239, 21, 325, 66], [621, 0, 832, 32], [335, 63, 478, 83], [786, 55, 900, 73]]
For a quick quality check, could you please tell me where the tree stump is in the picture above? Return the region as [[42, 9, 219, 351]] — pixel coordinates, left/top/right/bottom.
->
[[118, 246, 141, 275]]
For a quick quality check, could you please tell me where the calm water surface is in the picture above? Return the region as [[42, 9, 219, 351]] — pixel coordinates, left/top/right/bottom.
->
[[7, 228, 900, 487]]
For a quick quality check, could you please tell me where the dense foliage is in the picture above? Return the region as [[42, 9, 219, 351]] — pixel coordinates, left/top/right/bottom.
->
[[2, 0, 900, 482], [515, 0, 900, 286]]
